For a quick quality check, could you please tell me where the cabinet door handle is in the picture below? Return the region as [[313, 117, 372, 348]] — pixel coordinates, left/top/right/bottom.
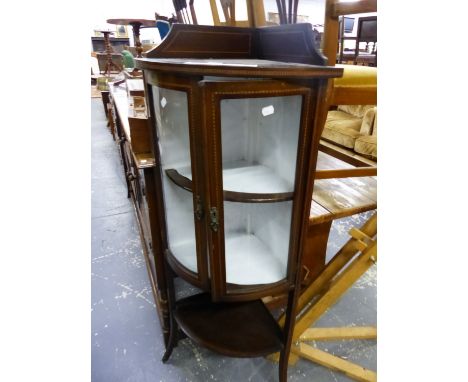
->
[[209, 207, 219, 232], [194, 195, 204, 220]]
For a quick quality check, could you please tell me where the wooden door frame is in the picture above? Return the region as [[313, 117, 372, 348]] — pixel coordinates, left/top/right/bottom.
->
[[200, 79, 319, 302], [144, 72, 210, 290]]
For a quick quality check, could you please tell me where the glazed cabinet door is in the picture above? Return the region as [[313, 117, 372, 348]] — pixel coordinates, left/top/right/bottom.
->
[[202, 80, 313, 301], [147, 74, 208, 288]]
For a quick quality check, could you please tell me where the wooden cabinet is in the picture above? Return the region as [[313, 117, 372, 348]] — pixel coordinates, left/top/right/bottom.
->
[[134, 24, 342, 381], [149, 76, 318, 301], [107, 81, 170, 342]]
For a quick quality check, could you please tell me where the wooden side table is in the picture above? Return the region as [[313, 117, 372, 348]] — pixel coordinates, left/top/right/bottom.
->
[[106, 18, 156, 85], [96, 30, 122, 76], [106, 18, 155, 58]]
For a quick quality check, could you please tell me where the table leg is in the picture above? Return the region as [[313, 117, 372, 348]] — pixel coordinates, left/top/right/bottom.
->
[[130, 22, 143, 58], [101, 91, 110, 118]]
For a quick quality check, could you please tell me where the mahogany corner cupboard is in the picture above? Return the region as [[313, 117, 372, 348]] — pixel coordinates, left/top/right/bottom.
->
[[135, 24, 342, 381]]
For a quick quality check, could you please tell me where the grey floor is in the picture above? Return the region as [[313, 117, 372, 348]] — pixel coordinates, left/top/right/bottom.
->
[[91, 98, 377, 382]]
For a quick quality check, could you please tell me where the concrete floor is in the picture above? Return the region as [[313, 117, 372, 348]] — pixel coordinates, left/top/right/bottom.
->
[[91, 98, 377, 382]]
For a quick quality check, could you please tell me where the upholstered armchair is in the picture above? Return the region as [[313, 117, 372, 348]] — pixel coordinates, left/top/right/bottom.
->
[[322, 105, 377, 159], [319, 0, 377, 161]]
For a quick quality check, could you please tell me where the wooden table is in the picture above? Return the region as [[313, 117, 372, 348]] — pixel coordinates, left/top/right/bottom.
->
[[96, 30, 122, 75], [314, 154, 376, 222], [106, 18, 155, 58], [301, 152, 376, 286]]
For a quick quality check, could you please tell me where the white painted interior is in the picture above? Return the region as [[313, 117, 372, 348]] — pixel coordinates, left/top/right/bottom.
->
[[220, 94, 302, 284], [152, 86, 197, 273], [152, 83, 302, 285], [220, 95, 302, 192], [224, 201, 293, 284]]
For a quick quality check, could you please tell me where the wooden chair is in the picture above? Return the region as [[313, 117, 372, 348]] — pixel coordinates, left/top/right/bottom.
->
[[155, 12, 178, 40], [274, 0, 299, 24], [172, 0, 198, 24], [323, 0, 377, 106], [337, 16, 352, 63], [338, 15, 377, 67], [209, 0, 267, 27], [353, 16, 377, 66]]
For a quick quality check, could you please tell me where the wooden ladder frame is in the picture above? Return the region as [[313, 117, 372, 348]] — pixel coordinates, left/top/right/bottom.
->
[[272, 212, 377, 381]]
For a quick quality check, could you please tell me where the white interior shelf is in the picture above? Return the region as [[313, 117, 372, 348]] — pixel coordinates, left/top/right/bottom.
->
[[222, 161, 293, 194], [224, 233, 286, 285], [176, 161, 293, 195]]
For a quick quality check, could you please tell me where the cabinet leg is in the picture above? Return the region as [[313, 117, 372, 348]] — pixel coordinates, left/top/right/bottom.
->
[[278, 348, 289, 382], [162, 317, 178, 362], [278, 288, 298, 382], [162, 257, 179, 362]]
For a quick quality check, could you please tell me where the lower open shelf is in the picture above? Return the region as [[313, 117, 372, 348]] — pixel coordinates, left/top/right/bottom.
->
[[174, 292, 284, 358]]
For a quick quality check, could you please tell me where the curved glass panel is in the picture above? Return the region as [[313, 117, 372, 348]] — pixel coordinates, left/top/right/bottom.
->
[[220, 95, 302, 285], [152, 86, 197, 273]]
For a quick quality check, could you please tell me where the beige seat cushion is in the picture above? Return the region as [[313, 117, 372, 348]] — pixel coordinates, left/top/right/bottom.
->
[[322, 110, 362, 149], [337, 105, 374, 119], [354, 135, 377, 158]]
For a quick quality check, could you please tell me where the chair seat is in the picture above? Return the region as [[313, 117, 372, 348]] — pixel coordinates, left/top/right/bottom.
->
[[354, 135, 377, 159], [322, 110, 362, 149], [331, 64, 377, 105], [340, 52, 376, 62]]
